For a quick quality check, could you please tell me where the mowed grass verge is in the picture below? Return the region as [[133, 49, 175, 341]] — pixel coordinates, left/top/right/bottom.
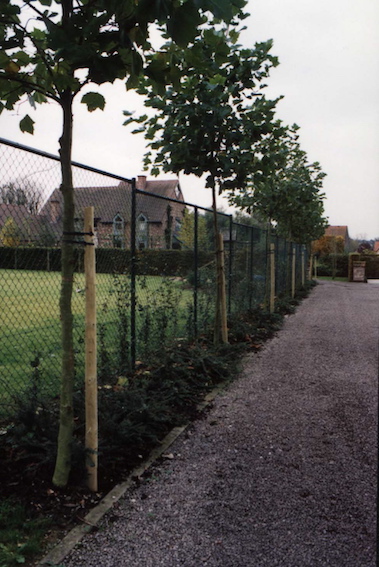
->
[[0, 269, 195, 410]]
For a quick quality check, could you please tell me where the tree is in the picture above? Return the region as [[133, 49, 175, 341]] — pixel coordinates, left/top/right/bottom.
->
[[228, 122, 327, 302], [312, 235, 345, 257], [0, 178, 43, 214], [228, 122, 328, 245], [0, 216, 20, 246], [0, 0, 247, 487], [357, 241, 373, 254], [125, 28, 279, 341], [179, 208, 220, 251]]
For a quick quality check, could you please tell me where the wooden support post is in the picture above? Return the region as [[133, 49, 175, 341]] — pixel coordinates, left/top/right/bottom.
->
[[309, 254, 313, 280], [270, 243, 275, 313], [217, 233, 228, 344], [291, 245, 296, 298], [84, 207, 98, 492]]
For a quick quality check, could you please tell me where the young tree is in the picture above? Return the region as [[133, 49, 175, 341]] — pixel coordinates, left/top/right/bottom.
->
[[125, 28, 280, 341], [0, 216, 20, 246], [229, 122, 328, 244], [228, 122, 327, 302], [0, 0, 247, 487]]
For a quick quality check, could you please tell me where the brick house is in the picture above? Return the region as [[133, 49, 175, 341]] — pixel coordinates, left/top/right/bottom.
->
[[41, 176, 185, 249], [324, 225, 350, 251]]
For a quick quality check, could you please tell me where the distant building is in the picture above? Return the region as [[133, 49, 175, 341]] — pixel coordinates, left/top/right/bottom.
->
[[41, 176, 185, 249], [324, 225, 350, 251]]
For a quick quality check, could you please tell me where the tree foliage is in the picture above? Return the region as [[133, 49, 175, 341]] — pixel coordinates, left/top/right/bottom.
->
[[312, 235, 345, 256], [179, 208, 220, 251], [0, 0, 248, 123], [228, 123, 328, 244], [126, 30, 279, 197], [0, 216, 20, 246]]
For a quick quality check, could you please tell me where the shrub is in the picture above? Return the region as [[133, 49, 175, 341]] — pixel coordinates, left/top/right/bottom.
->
[[316, 253, 348, 277]]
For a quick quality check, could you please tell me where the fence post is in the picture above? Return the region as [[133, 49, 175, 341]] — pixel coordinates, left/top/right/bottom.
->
[[217, 233, 228, 343], [194, 207, 198, 338], [84, 206, 98, 492], [270, 242, 275, 313], [301, 246, 305, 286], [130, 178, 137, 371], [291, 245, 296, 298]]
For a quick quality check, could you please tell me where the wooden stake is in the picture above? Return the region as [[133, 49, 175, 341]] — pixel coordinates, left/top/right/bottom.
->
[[84, 207, 98, 492], [270, 243, 275, 313], [309, 254, 313, 280]]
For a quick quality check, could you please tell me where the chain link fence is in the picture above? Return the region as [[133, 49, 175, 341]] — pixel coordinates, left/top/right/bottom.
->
[[0, 137, 308, 417]]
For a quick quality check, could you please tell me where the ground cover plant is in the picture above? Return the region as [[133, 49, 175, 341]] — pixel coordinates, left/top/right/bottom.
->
[[0, 280, 316, 565], [0, 499, 50, 567]]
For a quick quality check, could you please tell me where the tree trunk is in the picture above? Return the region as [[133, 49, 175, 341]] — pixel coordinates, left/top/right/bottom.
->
[[211, 181, 228, 344], [52, 89, 75, 488]]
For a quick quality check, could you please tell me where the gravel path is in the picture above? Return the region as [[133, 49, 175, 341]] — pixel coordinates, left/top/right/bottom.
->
[[64, 281, 378, 567]]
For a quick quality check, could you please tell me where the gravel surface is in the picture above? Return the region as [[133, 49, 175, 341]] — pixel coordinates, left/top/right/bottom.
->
[[64, 281, 378, 567]]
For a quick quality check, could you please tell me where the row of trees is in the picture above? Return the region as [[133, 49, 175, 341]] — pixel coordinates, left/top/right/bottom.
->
[[0, 0, 326, 488], [126, 29, 327, 246], [0, 179, 43, 214]]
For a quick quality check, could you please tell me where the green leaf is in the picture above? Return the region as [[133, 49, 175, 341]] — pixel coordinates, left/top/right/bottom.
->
[[198, 0, 237, 21], [167, 1, 203, 48], [81, 92, 106, 112], [19, 114, 34, 134]]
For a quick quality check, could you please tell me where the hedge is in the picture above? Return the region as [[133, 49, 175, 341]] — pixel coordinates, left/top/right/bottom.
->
[[0, 247, 214, 277], [315, 254, 349, 277], [314, 252, 379, 279], [348, 253, 379, 280]]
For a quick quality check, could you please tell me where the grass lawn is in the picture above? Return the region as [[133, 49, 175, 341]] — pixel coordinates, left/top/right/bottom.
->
[[316, 276, 349, 282], [0, 269, 196, 411]]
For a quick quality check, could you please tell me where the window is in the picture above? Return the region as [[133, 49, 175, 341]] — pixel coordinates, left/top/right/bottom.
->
[[112, 213, 124, 248], [136, 214, 148, 249]]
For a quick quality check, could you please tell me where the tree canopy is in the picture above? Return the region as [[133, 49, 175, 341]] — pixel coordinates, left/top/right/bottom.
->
[[228, 122, 328, 244], [126, 28, 279, 197], [0, 0, 248, 129]]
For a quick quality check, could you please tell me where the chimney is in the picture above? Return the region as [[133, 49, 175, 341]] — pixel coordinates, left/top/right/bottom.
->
[[50, 199, 60, 223], [136, 175, 147, 190]]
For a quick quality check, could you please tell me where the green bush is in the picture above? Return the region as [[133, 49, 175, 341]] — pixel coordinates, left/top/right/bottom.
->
[[349, 254, 379, 279], [316, 253, 348, 277]]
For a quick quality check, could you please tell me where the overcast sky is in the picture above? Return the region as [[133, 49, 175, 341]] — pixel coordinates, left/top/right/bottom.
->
[[1, 0, 379, 239]]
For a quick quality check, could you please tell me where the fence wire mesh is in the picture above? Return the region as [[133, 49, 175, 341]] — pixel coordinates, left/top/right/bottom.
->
[[0, 138, 308, 417]]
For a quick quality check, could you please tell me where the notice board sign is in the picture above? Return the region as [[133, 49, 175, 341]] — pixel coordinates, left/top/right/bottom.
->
[[353, 261, 366, 282]]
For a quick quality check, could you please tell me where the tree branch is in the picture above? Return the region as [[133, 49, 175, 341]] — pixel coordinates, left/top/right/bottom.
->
[[0, 73, 60, 103]]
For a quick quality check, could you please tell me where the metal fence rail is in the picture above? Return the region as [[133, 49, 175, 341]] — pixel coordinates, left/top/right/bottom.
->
[[0, 138, 308, 416]]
